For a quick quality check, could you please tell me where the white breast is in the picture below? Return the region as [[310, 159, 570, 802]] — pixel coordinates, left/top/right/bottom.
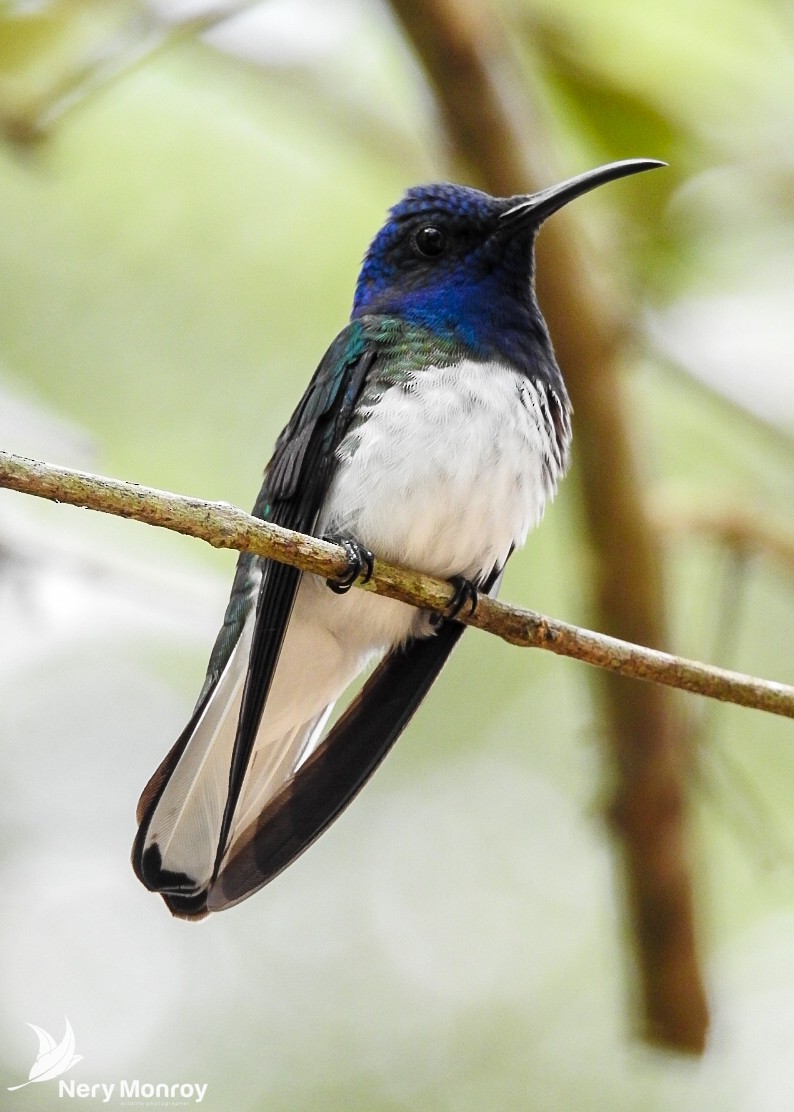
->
[[323, 359, 569, 584]]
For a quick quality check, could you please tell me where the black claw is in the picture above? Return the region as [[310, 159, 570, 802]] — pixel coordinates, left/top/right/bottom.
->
[[430, 575, 479, 627], [324, 534, 375, 594]]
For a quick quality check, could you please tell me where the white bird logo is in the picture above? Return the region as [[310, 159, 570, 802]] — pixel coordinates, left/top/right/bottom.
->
[[7, 1017, 82, 1091]]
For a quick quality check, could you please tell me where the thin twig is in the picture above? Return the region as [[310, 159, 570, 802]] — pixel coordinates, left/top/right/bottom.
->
[[1, 449, 791, 719], [652, 497, 794, 577]]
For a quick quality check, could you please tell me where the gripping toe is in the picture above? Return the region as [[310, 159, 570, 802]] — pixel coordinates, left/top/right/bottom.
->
[[324, 533, 375, 594], [430, 575, 479, 627]]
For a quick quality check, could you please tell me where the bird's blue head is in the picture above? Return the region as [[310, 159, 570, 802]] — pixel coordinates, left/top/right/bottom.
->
[[352, 159, 663, 369]]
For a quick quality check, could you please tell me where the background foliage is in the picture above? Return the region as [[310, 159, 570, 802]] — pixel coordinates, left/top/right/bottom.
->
[[0, 1, 792, 1108]]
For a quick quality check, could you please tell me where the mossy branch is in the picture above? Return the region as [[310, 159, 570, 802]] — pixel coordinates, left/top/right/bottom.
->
[[1, 449, 791, 719]]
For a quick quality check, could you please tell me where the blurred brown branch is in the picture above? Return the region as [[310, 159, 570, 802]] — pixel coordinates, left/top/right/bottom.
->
[[1, 450, 791, 720], [652, 496, 794, 576], [389, 0, 708, 1052]]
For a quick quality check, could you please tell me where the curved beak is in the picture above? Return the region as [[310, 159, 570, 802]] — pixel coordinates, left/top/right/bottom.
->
[[501, 158, 666, 228]]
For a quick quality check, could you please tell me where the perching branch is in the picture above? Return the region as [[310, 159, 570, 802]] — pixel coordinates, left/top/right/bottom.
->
[[1, 449, 791, 719]]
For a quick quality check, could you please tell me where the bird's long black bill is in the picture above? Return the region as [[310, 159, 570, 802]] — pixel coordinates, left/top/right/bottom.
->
[[501, 158, 666, 227]]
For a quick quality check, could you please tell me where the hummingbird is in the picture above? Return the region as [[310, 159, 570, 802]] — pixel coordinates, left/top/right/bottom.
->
[[133, 158, 663, 919]]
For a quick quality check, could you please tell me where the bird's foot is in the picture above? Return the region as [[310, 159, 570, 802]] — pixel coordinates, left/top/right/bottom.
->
[[324, 533, 375, 594], [430, 575, 479, 627]]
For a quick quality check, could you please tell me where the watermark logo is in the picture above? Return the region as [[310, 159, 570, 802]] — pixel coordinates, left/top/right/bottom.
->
[[8, 1017, 82, 1091], [7, 1016, 209, 1104]]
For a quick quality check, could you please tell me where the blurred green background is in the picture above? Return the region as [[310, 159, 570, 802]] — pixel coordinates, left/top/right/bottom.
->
[[0, 1, 792, 1109]]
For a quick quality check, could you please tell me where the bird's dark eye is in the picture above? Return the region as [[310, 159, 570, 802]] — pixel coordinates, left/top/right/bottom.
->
[[413, 224, 448, 258]]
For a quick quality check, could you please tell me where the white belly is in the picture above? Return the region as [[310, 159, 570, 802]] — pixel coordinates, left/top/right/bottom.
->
[[323, 359, 565, 583]]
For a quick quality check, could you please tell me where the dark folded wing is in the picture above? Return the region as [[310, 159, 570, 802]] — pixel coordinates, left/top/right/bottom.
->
[[218, 331, 377, 862], [132, 323, 376, 915]]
